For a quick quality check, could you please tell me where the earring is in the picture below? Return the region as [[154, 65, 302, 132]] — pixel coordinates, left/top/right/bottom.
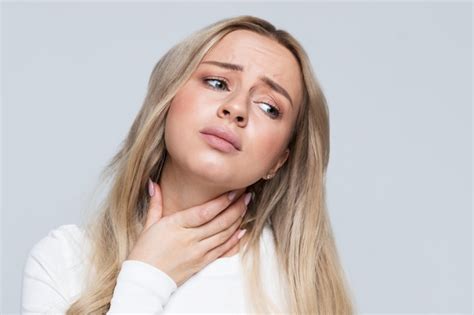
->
[[264, 174, 274, 180]]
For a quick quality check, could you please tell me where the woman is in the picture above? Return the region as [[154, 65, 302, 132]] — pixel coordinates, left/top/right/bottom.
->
[[21, 15, 355, 314]]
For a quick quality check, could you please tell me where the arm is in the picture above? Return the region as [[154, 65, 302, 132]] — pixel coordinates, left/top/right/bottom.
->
[[106, 260, 178, 314], [21, 225, 178, 314], [21, 242, 71, 314], [22, 252, 177, 315]]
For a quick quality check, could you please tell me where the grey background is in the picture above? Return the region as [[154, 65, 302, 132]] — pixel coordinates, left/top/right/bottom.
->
[[1, 2, 472, 314]]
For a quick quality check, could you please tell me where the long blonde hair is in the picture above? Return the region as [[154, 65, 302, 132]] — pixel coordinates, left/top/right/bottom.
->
[[67, 15, 356, 314]]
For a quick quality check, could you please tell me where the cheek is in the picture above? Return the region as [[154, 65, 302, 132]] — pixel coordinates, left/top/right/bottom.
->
[[244, 126, 289, 172], [167, 89, 198, 124], [165, 85, 210, 138], [164, 91, 196, 158]]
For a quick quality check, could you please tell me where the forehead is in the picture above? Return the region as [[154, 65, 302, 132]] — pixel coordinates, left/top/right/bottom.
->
[[200, 29, 303, 107]]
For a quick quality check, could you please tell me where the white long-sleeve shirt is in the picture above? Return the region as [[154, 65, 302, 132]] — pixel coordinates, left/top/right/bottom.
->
[[21, 223, 285, 314]]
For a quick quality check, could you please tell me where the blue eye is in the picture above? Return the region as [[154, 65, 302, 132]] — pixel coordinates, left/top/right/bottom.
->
[[259, 102, 281, 119], [203, 77, 282, 119], [204, 78, 229, 91]]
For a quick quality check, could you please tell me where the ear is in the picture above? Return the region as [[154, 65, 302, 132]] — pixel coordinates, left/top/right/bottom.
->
[[268, 148, 290, 175]]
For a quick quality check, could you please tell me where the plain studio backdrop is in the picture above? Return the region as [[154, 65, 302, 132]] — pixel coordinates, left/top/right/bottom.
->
[[1, 1, 472, 314]]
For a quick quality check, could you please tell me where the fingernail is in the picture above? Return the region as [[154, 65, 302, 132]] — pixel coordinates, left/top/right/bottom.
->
[[237, 229, 247, 239], [228, 190, 237, 201], [244, 192, 252, 206], [148, 178, 155, 197]]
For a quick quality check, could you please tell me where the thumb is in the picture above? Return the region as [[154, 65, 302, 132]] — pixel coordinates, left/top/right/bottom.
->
[[144, 178, 163, 231]]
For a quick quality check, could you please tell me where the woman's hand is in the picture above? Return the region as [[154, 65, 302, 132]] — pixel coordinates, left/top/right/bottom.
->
[[126, 179, 250, 287]]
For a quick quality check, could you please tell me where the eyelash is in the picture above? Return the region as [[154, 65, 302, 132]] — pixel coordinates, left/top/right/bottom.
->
[[202, 77, 282, 119]]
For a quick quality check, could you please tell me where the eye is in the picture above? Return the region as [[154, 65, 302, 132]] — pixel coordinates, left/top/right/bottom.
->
[[203, 77, 229, 91], [256, 101, 281, 119], [203, 77, 282, 119]]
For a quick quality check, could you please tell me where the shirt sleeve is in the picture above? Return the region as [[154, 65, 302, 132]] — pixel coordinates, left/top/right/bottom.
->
[[106, 260, 178, 314], [21, 227, 74, 314], [21, 225, 178, 314]]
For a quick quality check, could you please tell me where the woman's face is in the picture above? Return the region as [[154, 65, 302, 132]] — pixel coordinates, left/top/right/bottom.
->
[[165, 29, 303, 188]]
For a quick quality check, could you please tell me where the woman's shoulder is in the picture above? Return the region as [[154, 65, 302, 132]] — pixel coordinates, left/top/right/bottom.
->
[[27, 223, 90, 270], [22, 224, 91, 311], [36, 223, 85, 241]]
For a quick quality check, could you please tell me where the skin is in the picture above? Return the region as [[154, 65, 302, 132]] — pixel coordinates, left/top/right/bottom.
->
[[159, 29, 303, 257]]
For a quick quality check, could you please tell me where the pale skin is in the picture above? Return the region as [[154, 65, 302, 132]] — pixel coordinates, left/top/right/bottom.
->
[[127, 31, 304, 286], [159, 30, 303, 257]]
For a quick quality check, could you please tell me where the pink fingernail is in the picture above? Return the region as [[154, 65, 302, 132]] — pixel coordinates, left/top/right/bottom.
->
[[237, 229, 247, 239], [244, 192, 252, 206], [228, 190, 237, 201], [148, 178, 155, 197]]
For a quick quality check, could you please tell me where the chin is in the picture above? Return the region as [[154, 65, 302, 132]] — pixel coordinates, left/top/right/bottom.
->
[[188, 153, 236, 183]]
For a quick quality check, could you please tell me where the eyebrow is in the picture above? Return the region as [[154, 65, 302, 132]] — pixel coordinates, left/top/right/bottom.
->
[[201, 60, 294, 108]]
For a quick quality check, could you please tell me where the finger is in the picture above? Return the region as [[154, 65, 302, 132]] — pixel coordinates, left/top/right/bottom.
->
[[144, 178, 163, 231], [176, 188, 247, 228], [194, 192, 249, 241], [197, 213, 244, 253], [203, 228, 246, 264], [219, 240, 240, 258]]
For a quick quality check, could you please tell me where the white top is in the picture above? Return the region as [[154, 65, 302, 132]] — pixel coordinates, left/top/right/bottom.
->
[[21, 223, 285, 314]]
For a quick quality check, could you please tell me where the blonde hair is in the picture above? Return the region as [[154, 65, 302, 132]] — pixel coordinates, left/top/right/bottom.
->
[[67, 15, 356, 314]]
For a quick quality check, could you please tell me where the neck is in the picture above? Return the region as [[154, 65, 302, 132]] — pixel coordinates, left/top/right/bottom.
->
[[158, 156, 235, 217], [157, 155, 250, 258]]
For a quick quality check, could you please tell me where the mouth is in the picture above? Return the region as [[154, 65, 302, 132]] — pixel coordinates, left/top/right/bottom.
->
[[200, 132, 239, 153], [199, 126, 242, 152]]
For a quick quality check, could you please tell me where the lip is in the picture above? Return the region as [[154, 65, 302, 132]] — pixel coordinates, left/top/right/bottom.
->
[[199, 126, 242, 151]]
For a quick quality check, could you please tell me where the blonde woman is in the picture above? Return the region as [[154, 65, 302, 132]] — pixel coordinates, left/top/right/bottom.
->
[[21, 15, 355, 314]]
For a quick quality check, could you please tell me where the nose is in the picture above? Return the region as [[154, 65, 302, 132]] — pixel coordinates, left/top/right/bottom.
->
[[217, 93, 248, 126]]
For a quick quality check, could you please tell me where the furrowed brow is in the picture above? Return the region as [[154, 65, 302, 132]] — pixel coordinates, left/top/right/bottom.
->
[[200, 60, 293, 107]]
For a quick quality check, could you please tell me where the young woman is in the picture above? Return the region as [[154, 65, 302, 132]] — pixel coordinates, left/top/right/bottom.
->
[[22, 15, 355, 314]]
